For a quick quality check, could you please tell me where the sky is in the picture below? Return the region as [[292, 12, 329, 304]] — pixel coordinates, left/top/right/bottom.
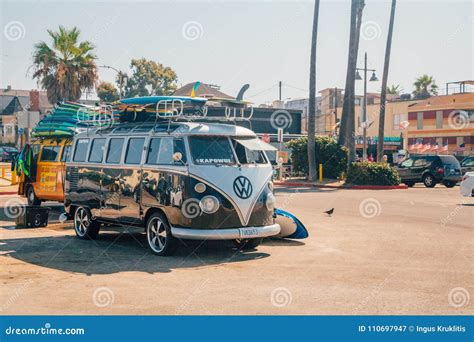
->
[[0, 0, 473, 105]]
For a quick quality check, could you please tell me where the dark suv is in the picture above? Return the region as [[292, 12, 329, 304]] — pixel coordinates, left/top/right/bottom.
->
[[397, 155, 462, 188]]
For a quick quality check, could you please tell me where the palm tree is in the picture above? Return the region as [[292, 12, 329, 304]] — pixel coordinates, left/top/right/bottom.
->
[[307, 0, 321, 181], [377, 0, 397, 162], [338, 0, 365, 166], [412, 74, 438, 99], [32, 26, 98, 103], [386, 84, 402, 95]]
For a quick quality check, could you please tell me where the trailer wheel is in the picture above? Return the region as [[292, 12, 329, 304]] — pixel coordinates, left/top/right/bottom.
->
[[74, 206, 100, 240], [234, 238, 263, 250], [146, 212, 178, 256], [26, 185, 41, 206]]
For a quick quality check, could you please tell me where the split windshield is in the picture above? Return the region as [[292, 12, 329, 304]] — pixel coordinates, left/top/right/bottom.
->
[[188, 136, 267, 165]]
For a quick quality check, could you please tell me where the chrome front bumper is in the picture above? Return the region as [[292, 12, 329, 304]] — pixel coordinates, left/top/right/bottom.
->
[[171, 224, 281, 240]]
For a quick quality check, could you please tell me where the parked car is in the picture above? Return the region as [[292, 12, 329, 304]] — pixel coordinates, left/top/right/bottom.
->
[[460, 156, 474, 175], [0, 146, 19, 162], [396, 155, 462, 188], [460, 172, 474, 197]]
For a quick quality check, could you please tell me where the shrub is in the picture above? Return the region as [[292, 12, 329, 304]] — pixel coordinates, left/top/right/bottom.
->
[[286, 136, 348, 179], [347, 161, 401, 185]]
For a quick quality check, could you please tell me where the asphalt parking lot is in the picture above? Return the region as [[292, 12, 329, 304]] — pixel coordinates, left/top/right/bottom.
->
[[0, 185, 472, 315]]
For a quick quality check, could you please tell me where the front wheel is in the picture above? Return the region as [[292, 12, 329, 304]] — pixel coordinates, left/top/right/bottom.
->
[[146, 212, 178, 256], [74, 206, 100, 239], [234, 238, 263, 250], [443, 181, 456, 188], [423, 174, 436, 188], [26, 186, 41, 206]]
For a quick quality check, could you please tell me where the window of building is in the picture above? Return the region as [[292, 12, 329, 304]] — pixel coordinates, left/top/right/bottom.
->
[[88, 138, 106, 163], [125, 138, 145, 164], [436, 111, 443, 129], [456, 136, 464, 146], [73, 139, 89, 162], [392, 113, 407, 130], [40, 146, 61, 162], [417, 112, 423, 129], [106, 138, 124, 164]]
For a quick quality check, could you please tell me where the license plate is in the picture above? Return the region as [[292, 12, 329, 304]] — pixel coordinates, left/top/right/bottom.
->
[[239, 227, 260, 238]]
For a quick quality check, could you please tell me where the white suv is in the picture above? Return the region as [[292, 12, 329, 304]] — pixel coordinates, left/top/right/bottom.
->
[[460, 172, 474, 197]]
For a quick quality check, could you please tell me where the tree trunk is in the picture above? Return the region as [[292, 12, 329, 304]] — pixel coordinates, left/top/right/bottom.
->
[[338, 0, 364, 167], [377, 0, 397, 161], [307, 0, 320, 181]]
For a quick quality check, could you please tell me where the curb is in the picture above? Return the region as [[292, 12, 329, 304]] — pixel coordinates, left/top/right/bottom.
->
[[274, 182, 408, 190]]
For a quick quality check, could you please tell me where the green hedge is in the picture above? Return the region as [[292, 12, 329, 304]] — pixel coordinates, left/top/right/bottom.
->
[[286, 136, 348, 179], [347, 162, 401, 185]]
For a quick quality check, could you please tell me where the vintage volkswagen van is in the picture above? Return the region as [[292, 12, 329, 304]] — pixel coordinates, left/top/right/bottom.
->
[[17, 138, 72, 205], [64, 121, 280, 255]]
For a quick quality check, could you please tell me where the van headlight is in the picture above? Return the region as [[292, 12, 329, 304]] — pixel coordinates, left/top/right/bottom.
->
[[200, 195, 220, 214], [266, 193, 276, 211]]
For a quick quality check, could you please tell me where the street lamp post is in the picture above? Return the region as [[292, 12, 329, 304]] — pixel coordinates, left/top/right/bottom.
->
[[355, 52, 378, 161], [99, 65, 128, 99]]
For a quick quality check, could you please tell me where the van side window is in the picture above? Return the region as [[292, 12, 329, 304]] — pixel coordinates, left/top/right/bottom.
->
[[125, 138, 145, 164], [40, 146, 61, 162], [73, 139, 89, 162], [89, 138, 106, 163], [146, 138, 186, 165], [106, 138, 124, 164], [61, 145, 71, 162], [173, 139, 187, 164]]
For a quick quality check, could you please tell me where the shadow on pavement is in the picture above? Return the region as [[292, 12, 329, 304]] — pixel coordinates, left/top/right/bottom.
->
[[0, 227, 270, 275], [262, 238, 305, 247]]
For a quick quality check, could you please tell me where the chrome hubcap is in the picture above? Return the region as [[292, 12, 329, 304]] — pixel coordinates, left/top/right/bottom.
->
[[426, 177, 432, 185], [75, 208, 89, 236], [148, 218, 167, 252]]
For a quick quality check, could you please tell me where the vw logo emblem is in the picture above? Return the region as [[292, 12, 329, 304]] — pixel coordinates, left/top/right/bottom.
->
[[233, 176, 253, 199]]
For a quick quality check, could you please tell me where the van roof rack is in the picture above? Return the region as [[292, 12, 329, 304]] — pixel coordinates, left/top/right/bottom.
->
[[76, 104, 116, 134], [154, 97, 253, 123]]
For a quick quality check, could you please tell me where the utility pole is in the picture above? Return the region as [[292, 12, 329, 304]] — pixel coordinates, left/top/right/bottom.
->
[[100, 65, 127, 99], [363, 53, 368, 161], [355, 52, 378, 161], [279, 81, 282, 101], [333, 87, 338, 126]]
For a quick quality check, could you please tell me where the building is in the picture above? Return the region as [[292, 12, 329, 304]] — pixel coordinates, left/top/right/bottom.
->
[[285, 97, 321, 134], [0, 87, 51, 145], [407, 92, 474, 156]]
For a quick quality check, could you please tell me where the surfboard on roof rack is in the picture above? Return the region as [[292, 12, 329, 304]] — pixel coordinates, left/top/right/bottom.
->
[[116, 95, 253, 122], [31, 102, 117, 138]]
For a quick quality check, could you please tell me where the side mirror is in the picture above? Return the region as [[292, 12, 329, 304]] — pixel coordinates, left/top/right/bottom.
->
[[172, 152, 183, 162]]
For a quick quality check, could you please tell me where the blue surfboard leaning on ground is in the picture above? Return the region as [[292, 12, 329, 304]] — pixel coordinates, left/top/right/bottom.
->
[[274, 208, 309, 239]]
